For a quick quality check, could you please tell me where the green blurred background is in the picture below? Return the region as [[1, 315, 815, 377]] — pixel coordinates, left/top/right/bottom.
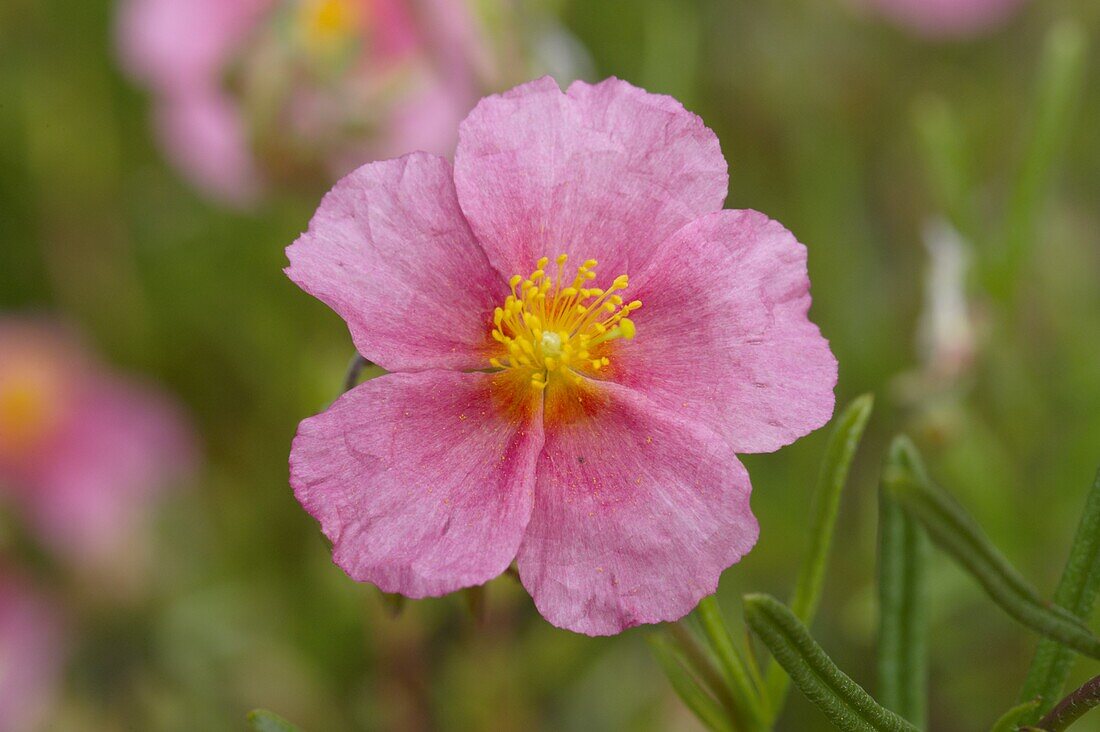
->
[[1, 0, 1099, 729]]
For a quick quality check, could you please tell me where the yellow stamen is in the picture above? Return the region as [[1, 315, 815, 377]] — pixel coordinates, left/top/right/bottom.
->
[[488, 254, 641, 391]]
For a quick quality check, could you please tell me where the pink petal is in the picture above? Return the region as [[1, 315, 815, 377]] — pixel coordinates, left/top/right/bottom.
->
[[0, 574, 65, 732], [290, 370, 543, 597], [286, 153, 507, 371], [453, 77, 728, 280], [614, 209, 837, 454], [29, 376, 196, 565], [860, 0, 1026, 37], [517, 381, 758, 636], [117, 0, 271, 92], [156, 91, 260, 205]]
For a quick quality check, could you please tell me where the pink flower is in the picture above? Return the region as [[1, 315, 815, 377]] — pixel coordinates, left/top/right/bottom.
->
[[286, 78, 837, 635], [117, 0, 496, 204], [0, 318, 195, 569], [858, 0, 1027, 38], [0, 572, 64, 732]]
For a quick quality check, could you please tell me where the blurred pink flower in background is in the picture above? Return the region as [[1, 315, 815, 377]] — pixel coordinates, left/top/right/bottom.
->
[[858, 0, 1027, 37], [286, 77, 837, 635], [117, 0, 583, 205], [0, 572, 64, 732], [0, 318, 196, 572]]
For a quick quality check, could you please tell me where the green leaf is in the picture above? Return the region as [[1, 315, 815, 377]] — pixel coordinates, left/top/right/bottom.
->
[[989, 699, 1039, 732], [1035, 674, 1100, 732], [876, 438, 930, 730], [766, 394, 875, 712], [913, 96, 977, 239], [884, 461, 1100, 659], [664, 622, 743, 726], [247, 709, 302, 732], [744, 593, 918, 732], [991, 19, 1088, 302], [1019, 469, 1100, 723], [648, 633, 736, 732], [695, 595, 770, 729]]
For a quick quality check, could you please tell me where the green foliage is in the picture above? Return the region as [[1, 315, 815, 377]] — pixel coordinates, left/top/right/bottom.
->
[[695, 595, 770, 729], [988, 699, 1039, 732], [992, 20, 1089, 302], [1019, 469, 1100, 723], [876, 438, 929, 730], [647, 634, 736, 732], [744, 594, 917, 732], [247, 709, 303, 732], [884, 457, 1100, 660], [766, 394, 875, 712]]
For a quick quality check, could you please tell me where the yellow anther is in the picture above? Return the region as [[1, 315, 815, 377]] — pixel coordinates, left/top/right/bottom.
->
[[488, 254, 642, 390]]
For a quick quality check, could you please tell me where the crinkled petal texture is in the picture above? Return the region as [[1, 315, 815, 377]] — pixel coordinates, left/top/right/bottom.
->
[[613, 209, 837, 454], [517, 381, 758, 636], [291, 371, 543, 597], [286, 154, 506, 371], [454, 77, 728, 280]]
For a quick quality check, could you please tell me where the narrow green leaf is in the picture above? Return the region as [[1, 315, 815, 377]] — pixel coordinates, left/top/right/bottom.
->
[[1035, 674, 1100, 732], [744, 593, 918, 732], [1019, 469, 1100, 723], [884, 463, 1100, 659], [695, 595, 770, 729], [665, 622, 743, 726], [877, 437, 930, 730], [766, 394, 875, 712], [991, 19, 1088, 301], [648, 633, 736, 732], [913, 96, 977, 239], [990, 699, 1039, 732], [247, 709, 302, 732]]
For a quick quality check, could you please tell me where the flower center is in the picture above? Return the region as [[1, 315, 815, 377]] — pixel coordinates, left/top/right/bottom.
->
[[296, 0, 363, 57], [0, 363, 64, 461], [490, 254, 641, 391]]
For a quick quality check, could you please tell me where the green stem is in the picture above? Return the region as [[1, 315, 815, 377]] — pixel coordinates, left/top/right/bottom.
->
[[766, 395, 876, 715], [648, 633, 736, 732], [989, 19, 1088, 302], [876, 438, 930, 730], [695, 595, 770, 729]]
